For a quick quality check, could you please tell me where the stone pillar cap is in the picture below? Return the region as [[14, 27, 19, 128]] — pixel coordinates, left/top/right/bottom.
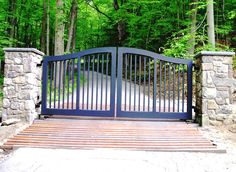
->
[[195, 51, 235, 58], [3, 48, 45, 56]]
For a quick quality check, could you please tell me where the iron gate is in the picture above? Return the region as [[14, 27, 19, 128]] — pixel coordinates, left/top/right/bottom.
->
[[41, 47, 192, 119]]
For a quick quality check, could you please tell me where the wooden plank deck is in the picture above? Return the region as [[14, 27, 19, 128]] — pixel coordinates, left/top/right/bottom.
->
[[2, 118, 225, 153]]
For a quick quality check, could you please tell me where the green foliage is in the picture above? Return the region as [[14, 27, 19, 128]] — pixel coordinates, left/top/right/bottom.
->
[[164, 32, 192, 59]]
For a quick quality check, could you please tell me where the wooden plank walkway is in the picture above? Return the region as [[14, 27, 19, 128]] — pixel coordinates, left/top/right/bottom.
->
[[2, 118, 224, 152]]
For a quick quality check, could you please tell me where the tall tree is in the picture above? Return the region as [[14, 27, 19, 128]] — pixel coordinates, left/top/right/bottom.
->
[[188, 0, 198, 55], [46, 0, 50, 55], [54, 0, 64, 55], [207, 0, 216, 48], [66, 0, 78, 53], [41, 0, 47, 53], [54, 0, 64, 87]]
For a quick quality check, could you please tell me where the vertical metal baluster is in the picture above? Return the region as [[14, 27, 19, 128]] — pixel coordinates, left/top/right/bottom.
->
[[129, 55, 132, 111], [67, 60, 70, 109], [87, 56, 90, 110], [148, 58, 150, 111], [143, 57, 146, 111], [134, 55, 137, 111], [91, 55, 94, 110], [62, 60, 66, 109], [173, 64, 175, 112], [138, 56, 141, 111], [96, 55, 99, 110], [54, 62, 57, 108], [76, 58, 81, 109], [153, 59, 157, 112], [178, 64, 180, 112], [164, 62, 166, 112], [100, 54, 104, 110], [71, 59, 75, 109], [82, 57, 85, 109], [49, 62, 53, 108], [125, 54, 127, 111], [168, 63, 170, 112], [58, 61, 62, 109], [182, 64, 185, 112], [105, 53, 108, 110], [159, 61, 162, 112]]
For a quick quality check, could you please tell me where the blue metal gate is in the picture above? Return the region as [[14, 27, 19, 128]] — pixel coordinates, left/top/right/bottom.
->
[[41, 47, 116, 117], [41, 47, 192, 119], [117, 48, 192, 119]]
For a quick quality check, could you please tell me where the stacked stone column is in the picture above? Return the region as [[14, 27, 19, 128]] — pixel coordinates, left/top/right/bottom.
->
[[2, 48, 44, 123], [195, 51, 236, 126]]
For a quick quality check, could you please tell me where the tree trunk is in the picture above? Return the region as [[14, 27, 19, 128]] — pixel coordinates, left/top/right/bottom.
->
[[207, 0, 215, 49], [66, 0, 78, 53], [54, 0, 64, 87], [72, 10, 77, 52], [46, 0, 50, 55], [113, 0, 125, 45], [41, 0, 47, 53], [8, 0, 17, 46], [188, 0, 198, 55]]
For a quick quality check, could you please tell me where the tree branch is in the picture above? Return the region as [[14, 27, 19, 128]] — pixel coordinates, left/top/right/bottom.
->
[[86, 1, 113, 21]]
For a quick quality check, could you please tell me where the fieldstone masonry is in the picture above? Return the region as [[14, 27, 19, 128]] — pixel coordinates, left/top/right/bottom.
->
[[2, 48, 44, 123], [195, 51, 236, 126]]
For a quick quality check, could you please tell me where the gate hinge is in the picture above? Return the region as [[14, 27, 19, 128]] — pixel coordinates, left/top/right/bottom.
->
[[37, 60, 43, 67], [192, 62, 200, 70], [35, 101, 41, 108]]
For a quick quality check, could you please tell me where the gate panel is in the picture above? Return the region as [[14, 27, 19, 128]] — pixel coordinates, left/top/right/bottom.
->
[[41, 47, 116, 117], [117, 48, 192, 119]]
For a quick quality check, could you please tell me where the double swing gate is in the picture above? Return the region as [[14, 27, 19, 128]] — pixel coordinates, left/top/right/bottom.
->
[[42, 47, 193, 119]]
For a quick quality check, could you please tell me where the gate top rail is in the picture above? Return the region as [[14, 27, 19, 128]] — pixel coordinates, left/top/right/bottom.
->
[[119, 47, 192, 65], [43, 47, 116, 62]]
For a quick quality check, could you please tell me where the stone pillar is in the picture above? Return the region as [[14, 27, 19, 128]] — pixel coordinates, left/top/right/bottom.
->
[[195, 51, 236, 126], [2, 48, 44, 123]]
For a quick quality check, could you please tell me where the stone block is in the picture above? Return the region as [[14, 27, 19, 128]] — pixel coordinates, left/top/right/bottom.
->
[[4, 86, 17, 98], [10, 102, 19, 110], [200, 114, 209, 127], [223, 118, 233, 125], [25, 73, 36, 85], [208, 100, 218, 110], [202, 87, 216, 99], [216, 65, 228, 73], [6, 71, 20, 78], [216, 105, 233, 114], [25, 100, 35, 110], [216, 114, 226, 121], [223, 57, 232, 64], [209, 120, 222, 126], [214, 78, 233, 87], [215, 73, 228, 78], [202, 56, 213, 63], [202, 63, 213, 70], [18, 91, 32, 100], [23, 61, 36, 73], [216, 91, 229, 99], [3, 99, 10, 108], [13, 76, 26, 84], [14, 57, 22, 64], [213, 61, 222, 67], [215, 98, 225, 105], [4, 78, 12, 85], [5, 59, 14, 64]]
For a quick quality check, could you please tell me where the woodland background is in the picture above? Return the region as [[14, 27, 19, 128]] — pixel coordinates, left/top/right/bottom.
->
[[0, 0, 235, 90]]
